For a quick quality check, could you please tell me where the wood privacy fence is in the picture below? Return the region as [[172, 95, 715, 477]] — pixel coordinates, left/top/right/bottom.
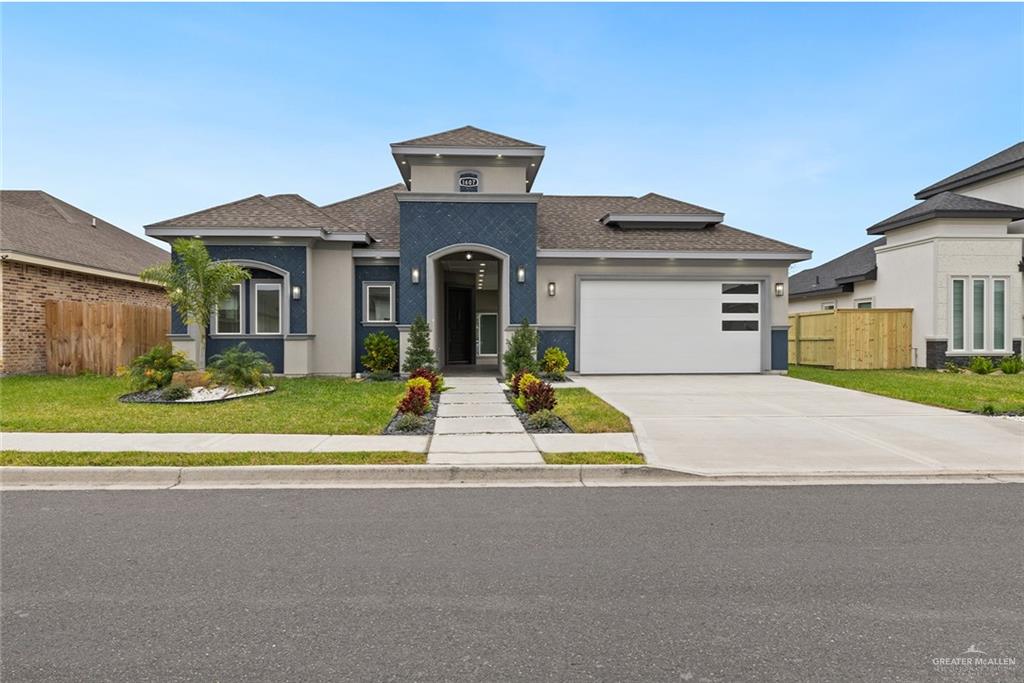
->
[[45, 301, 170, 375], [788, 309, 913, 369]]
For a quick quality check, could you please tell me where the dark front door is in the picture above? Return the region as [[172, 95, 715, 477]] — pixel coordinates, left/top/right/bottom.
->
[[446, 286, 474, 364]]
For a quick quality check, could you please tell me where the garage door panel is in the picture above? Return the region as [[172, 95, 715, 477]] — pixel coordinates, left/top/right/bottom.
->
[[578, 280, 761, 374]]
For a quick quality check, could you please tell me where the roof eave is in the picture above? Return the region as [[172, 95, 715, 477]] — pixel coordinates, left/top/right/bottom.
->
[[600, 213, 725, 227], [914, 158, 1024, 200], [867, 209, 1024, 234], [536, 248, 812, 261], [144, 226, 372, 243]]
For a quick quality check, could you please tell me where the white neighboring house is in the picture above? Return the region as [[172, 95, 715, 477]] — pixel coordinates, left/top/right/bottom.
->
[[789, 142, 1024, 368]]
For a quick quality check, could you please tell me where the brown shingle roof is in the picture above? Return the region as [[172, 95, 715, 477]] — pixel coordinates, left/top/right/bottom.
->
[[146, 193, 361, 233], [538, 194, 806, 253], [320, 184, 405, 249], [393, 125, 541, 148], [609, 192, 721, 216], [1, 190, 168, 276]]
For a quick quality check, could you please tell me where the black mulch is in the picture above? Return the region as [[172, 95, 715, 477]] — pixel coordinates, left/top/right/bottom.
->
[[383, 395, 439, 435], [504, 390, 573, 434]]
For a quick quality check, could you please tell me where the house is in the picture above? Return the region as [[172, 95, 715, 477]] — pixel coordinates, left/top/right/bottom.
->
[[145, 126, 811, 376], [789, 142, 1024, 368], [0, 190, 169, 374]]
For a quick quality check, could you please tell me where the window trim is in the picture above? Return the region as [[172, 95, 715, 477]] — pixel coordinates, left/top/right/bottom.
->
[[854, 298, 873, 309], [253, 282, 283, 335], [363, 282, 395, 324], [477, 312, 499, 357], [212, 283, 244, 336], [821, 301, 837, 311], [949, 275, 1011, 355]]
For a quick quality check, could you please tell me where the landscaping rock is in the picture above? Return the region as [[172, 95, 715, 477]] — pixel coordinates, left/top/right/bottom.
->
[[383, 396, 439, 435], [504, 390, 573, 434]]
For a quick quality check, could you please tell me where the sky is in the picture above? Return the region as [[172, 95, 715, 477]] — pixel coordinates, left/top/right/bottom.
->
[[2, 2, 1022, 271]]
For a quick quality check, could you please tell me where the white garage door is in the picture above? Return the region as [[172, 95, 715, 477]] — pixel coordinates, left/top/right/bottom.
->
[[578, 280, 763, 374]]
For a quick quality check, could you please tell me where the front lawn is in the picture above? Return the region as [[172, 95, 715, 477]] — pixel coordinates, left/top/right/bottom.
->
[[0, 375, 405, 434], [553, 388, 633, 433], [542, 451, 644, 465], [788, 365, 1024, 414], [0, 451, 426, 466]]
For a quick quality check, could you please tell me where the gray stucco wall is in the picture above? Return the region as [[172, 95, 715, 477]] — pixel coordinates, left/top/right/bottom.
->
[[354, 264, 400, 372], [398, 201, 537, 325]]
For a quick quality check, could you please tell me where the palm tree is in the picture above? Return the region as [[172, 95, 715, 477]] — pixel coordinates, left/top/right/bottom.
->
[[141, 238, 251, 368]]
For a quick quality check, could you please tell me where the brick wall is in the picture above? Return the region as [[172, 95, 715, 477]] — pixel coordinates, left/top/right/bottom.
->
[[0, 260, 168, 374]]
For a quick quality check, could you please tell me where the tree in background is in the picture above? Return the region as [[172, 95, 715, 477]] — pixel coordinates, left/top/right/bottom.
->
[[502, 319, 539, 378], [140, 238, 250, 369]]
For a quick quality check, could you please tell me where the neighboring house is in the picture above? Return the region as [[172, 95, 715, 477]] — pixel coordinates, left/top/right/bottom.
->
[[145, 126, 811, 375], [789, 142, 1024, 368], [0, 190, 169, 374]]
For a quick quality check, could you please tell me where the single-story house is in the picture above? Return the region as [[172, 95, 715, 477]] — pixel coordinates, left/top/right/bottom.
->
[[145, 126, 811, 376], [0, 190, 169, 374], [789, 141, 1024, 368]]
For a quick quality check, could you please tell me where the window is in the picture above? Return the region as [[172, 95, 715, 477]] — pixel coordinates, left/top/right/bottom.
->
[[365, 283, 394, 323], [214, 284, 242, 334], [254, 283, 282, 335], [722, 283, 759, 295], [722, 320, 758, 332], [722, 302, 758, 314], [821, 302, 836, 311], [951, 276, 1009, 353], [856, 299, 873, 309], [478, 313, 498, 356], [457, 171, 480, 193]]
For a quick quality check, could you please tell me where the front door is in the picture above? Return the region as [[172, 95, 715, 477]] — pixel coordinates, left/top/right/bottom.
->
[[445, 286, 474, 364]]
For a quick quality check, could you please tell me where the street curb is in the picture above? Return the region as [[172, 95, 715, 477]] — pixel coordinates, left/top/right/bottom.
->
[[1, 465, 1022, 490]]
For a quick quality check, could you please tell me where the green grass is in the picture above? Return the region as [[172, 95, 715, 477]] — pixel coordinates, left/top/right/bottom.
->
[[0, 451, 426, 466], [542, 451, 645, 465], [553, 388, 633, 433], [788, 365, 1024, 414], [0, 375, 405, 434]]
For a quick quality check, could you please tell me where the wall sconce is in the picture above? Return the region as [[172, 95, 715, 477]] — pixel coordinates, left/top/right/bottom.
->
[[291, 285, 302, 300], [411, 267, 421, 284], [774, 282, 785, 297], [517, 266, 526, 283], [547, 282, 556, 297]]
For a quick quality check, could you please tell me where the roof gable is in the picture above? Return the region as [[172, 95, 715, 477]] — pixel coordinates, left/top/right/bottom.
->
[[789, 238, 884, 297], [915, 141, 1024, 199]]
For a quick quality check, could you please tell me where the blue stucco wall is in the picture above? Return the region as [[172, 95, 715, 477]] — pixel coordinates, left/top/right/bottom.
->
[[354, 264, 400, 373], [771, 328, 788, 371], [538, 329, 576, 372], [206, 336, 284, 373], [398, 201, 537, 325]]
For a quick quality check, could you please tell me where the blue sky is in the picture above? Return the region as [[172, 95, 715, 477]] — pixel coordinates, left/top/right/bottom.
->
[[2, 2, 1021, 270]]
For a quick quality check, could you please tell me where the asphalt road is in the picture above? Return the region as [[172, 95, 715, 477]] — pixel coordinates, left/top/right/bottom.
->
[[3, 486, 1022, 681]]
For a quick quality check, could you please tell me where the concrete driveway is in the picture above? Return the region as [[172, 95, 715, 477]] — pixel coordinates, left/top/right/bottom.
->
[[573, 375, 1024, 476]]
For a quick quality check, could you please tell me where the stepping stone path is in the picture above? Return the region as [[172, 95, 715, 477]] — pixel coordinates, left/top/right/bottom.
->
[[428, 376, 543, 464]]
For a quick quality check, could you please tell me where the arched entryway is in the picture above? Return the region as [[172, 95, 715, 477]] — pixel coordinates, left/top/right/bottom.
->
[[425, 244, 510, 374]]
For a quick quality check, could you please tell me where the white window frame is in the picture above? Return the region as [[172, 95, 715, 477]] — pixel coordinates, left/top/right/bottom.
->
[[821, 301, 837, 311], [364, 282, 395, 324], [253, 282, 283, 335], [949, 275, 1010, 354], [854, 298, 873, 309], [476, 312, 499, 357], [212, 283, 244, 336]]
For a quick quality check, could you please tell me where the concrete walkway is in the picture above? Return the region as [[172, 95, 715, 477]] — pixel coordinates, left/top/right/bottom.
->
[[428, 376, 543, 464]]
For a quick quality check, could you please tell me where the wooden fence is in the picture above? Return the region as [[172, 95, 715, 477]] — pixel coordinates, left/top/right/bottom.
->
[[45, 301, 170, 375], [788, 308, 913, 369]]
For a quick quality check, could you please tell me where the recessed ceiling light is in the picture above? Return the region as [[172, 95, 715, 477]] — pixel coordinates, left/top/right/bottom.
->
[[530, 163, 536, 167], [465, 252, 473, 260], [193, 235, 201, 239], [272, 235, 280, 240], [435, 153, 441, 158], [401, 160, 406, 164], [496, 154, 502, 159]]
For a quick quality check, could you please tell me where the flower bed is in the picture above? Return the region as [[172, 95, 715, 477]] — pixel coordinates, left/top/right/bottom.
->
[[119, 386, 275, 404], [504, 389, 573, 433], [382, 394, 439, 435]]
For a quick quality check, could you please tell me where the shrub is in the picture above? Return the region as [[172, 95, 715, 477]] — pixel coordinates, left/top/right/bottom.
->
[[522, 379, 557, 414], [397, 384, 430, 416], [402, 316, 438, 373], [122, 345, 196, 391], [503, 319, 539, 376], [509, 369, 528, 397], [406, 376, 432, 401], [361, 332, 399, 376], [518, 372, 540, 397], [541, 347, 569, 380], [943, 361, 962, 374], [968, 356, 994, 375], [171, 370, 211, 388], [409, 367, 444, 394], [394, 413, 426, 432], [160, 382, 193, 401], [999, 355, 1023, 375], [207, 342, 274, 390], [526, 409, 559, 430]]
